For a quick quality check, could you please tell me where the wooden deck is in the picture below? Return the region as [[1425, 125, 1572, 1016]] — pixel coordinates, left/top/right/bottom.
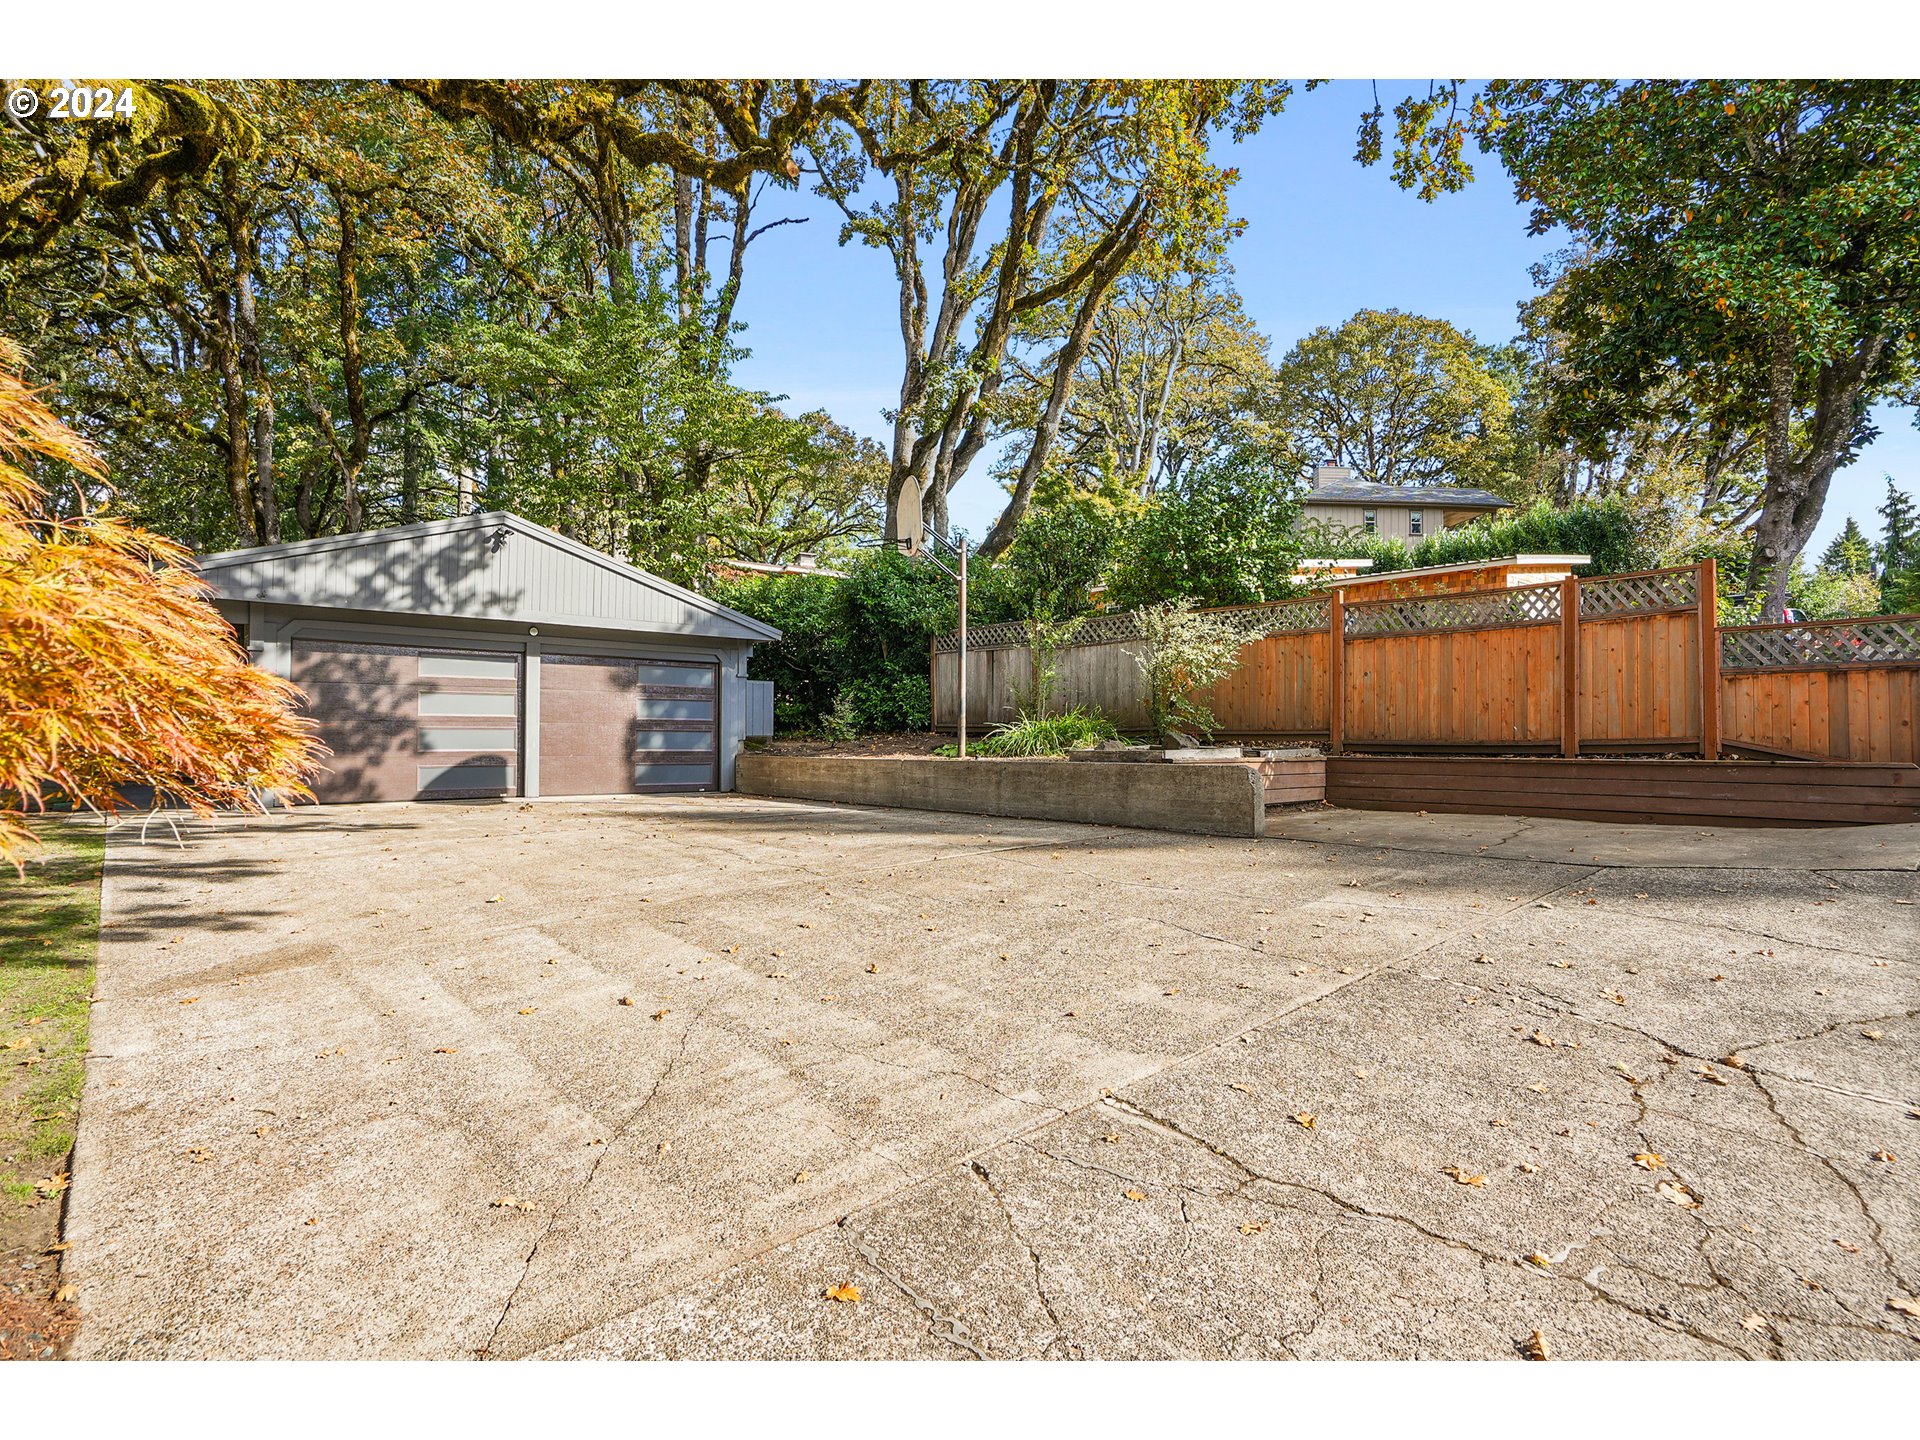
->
[[1323, 756, 1920, 827]]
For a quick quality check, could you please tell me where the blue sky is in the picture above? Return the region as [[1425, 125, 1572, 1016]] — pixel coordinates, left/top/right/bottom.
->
[[730, 80, 1918, 555]]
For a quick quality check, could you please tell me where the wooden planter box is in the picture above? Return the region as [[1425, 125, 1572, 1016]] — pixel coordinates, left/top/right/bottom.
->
[[1325, 756, 1920, 827]]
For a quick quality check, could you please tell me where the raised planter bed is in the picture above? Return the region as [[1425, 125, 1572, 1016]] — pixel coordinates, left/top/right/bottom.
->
[[1325, 756, 1920, 827], [735, 753, 1267, 837]]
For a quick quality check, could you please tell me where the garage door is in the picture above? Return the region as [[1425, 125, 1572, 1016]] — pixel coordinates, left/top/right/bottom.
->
[[539, 655, 718, 795], [291, 640, 520, 803]]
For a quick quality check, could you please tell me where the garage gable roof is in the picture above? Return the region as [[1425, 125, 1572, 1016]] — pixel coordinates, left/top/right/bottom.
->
[[195, 511, 780, 642]]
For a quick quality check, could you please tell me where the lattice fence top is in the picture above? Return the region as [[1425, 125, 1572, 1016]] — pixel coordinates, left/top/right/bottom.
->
[[1346, 581, 1562, 637], [1720, 615, 1920, 670], [1580, 568, 1698, 618], [933, 610, 1146, 654], [933, 598, 1333, 654], [1213, 597, 1332, 638]]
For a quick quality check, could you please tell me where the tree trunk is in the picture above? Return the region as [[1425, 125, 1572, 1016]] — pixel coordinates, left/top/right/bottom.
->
[[400, 390, 421, 524], [332, 187, 371, 533], [978, 203, 1152, 557]]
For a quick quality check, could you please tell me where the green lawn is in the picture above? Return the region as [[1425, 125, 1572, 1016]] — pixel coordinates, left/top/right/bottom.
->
[[1, 822, 105, 1214]]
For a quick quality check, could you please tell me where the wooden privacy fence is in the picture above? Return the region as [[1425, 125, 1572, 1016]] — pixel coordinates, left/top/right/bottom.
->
[[931, 561, 1920, 764]]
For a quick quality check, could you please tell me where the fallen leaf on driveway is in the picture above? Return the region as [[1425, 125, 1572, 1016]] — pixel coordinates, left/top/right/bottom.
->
[[433, 1046, 457, 1054], [1632, 1152, 1665, 1171], [1228, 1083, 1252, 1095], [1163, 988, 1181, 997], [518, 1007, 537, 1016], [1239, 1221, 1267, 1235], [1740, 1313, 1769, 1333], [485, 895, 503, 904], [1834, 1239, 1861, 1253], [1124, 1189, 1149, 1202], [1656, 1180, 1702, 1209], [1519, 1330, 1550, 1360], [491, 1196, 536, 1212], [824, 1283, 862, 1303], [1528, 1031, 1556, 1048], [179, 996, 199, 1005], [1600, 991, 1626, 1006], [618, 997, 635, 1006], [1525, 1082, 1549, 1094], [793, 1170, 810, 1184], [1293, 1112, 1316, 1130], [1889, 1296, 1920, 1318], [1442, 1167, 1487, 1187], [651, 1009, 670, 1021], [1862, 1030, 1883, 1041], [1102, 1133, 1120, 1145], [1524, 1252, 1554, 1269], [1872, 1151, 1895, 1163]]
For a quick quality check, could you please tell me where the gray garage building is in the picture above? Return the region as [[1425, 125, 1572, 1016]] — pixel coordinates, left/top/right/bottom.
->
[[196, 511, 778, 804]]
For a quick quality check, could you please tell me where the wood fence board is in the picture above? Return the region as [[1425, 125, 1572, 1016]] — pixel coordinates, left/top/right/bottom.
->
[[931, 570, 1914, 760]]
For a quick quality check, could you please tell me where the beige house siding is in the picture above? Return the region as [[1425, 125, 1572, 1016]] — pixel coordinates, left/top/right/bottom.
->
[[1304, 500, 1498, 541]]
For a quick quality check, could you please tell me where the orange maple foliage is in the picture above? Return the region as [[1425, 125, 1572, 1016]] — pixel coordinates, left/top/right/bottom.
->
[[0, 336, 321, 866]]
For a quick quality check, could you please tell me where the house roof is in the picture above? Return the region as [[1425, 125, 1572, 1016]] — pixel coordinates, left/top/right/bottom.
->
[[1304, 479, 1511, 509], [195, 511, 780, 643]]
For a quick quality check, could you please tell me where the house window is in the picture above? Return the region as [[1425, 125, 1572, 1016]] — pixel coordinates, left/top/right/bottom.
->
[[1362, 509, 1377, 533], [1409, 509, 1424, 537]]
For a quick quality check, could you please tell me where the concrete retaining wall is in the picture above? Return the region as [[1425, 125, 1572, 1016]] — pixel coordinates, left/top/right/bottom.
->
[[735, 754, 1266, 837]]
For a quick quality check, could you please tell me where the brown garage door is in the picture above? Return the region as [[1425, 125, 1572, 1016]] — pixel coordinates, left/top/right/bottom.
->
[[291, 640, 520, 803], [539, 655, 718, 795]]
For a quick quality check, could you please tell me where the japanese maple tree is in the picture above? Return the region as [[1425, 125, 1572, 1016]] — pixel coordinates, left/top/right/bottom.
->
[[0, 337, 320, 866]]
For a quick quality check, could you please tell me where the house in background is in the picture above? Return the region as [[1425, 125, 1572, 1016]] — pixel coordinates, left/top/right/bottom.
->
[[1302, 463, 1511, 541]]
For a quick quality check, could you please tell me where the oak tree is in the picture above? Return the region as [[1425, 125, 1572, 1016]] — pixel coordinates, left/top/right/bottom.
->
[[1478, 80, 1920, 618]]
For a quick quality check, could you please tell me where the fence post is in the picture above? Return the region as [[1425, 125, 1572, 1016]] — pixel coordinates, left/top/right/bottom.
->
[[1698, 558, 1721, 759], [1560, 576, 1580, 757], [1327, 589, 1345, 754]]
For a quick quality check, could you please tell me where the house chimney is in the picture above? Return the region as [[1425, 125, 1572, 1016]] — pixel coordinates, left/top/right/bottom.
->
[[1312, 462, 1355, 484]]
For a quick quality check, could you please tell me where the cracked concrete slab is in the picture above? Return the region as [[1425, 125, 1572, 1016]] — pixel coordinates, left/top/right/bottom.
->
[[61, 796, 1920, 1359]]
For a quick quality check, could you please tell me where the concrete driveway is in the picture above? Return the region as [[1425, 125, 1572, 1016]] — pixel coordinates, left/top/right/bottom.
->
[[66, 795, 1919, 1359]]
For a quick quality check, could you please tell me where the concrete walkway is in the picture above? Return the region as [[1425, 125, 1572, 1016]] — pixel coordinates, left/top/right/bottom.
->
[[65, 798, 1919, 1358]]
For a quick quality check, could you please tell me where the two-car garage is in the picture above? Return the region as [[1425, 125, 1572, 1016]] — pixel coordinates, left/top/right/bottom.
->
[[198, 512, 776, 804]]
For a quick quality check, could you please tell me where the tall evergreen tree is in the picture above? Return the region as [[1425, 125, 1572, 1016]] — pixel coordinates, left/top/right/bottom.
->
[[1877, 478, 1918, 575], [1818, 517, 1873, 576]]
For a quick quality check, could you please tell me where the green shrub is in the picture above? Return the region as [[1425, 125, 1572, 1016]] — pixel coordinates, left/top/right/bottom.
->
[[1106, 450, 1305, 609], [818, 692, 860, 742], [973, 707, 1119, 756], [1295, 496, 1655, 578], [1133, 598, 1249, 740], [714, 549, 957, 735]]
